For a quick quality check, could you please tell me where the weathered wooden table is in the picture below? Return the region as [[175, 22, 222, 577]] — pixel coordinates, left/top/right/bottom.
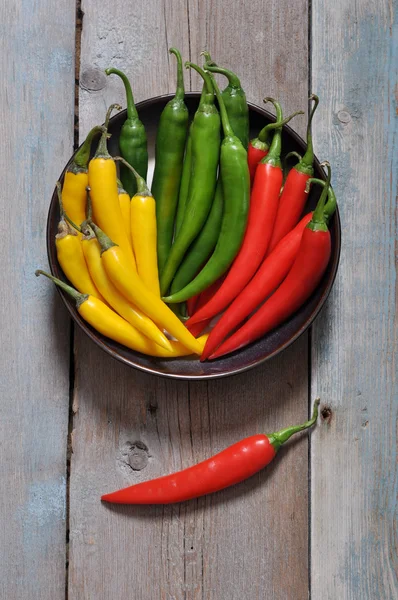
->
[[1, 0, 397, 598]]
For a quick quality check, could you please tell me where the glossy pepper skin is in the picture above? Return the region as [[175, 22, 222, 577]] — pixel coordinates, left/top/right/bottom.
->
[[81, 224, 170, 350], [267, 95, 319, 254], [247, 109, 304, 185], [160, 64, 220, 295], [62, 125, 104, 229], [152, 48, 189, 273], [36, 271, 208, 358], [115, 157, 160, 297], [91, 224, 203, 356], [183, 99, 284, 318], [105, 67, 148, 196], [101, 399, 320, 504], [210, 163, 334, 360], [88, 112, 136, 270], [117, 179, 132, 249], [202, 52, 249, 149], [170, 180, 223, 296], [163, 74, 250, 304], [54, 183, 103, 301], [174, 82, 209, 239]]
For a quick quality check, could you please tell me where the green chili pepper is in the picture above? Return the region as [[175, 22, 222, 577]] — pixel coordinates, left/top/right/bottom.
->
[[152, 48, 189, 274], [202, 52, 249, 149], [174, 83, 208, 240], [160, 63, 220, 296], [163, 74, 250, 304], [105, 67, 148, 196], [170, 180, 224, 295]]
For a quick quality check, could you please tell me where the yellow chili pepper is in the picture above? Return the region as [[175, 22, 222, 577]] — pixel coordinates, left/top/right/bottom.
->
[[61, 125, 104, 231], [91, 223, 203, 355], [117, 179, 132, 249], [81, 224, 171, 351], [88, 105, 136, 269], [115, 157, 160, 296], [35, 271, 207, 357], [55, 183, 104, 301]]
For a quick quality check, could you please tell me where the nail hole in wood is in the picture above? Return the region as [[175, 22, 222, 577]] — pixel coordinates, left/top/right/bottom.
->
[[321, 406, 332, 423]]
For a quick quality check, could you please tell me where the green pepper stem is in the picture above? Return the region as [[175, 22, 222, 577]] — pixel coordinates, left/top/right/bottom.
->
[[260, 98, 283, 165], [305, 177, 336, 223], [257, 111, 304, 143], [169, 48, 185, 101], [114, 156, 150, 196], [200, 51, 215, 66], [297, 94, 319, 172], [268, 399, 320, 452], [81, 222, 96, 241], [71, 125, 105, 171], [116, 178, 127, 194], [185, 62, 214, 98], [203, 62, 241, 89], [206, 72, 234, 138], [35, 270, 88, 308], [307, 161, 331, 231], [90, 221, 117, 254], [105, 68, 138, 121], [95, 104, 121, 158]]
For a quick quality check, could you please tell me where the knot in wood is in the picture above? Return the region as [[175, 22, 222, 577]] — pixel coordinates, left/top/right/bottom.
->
[[80, 68, 107, 91], [128, 442, 149, 471]]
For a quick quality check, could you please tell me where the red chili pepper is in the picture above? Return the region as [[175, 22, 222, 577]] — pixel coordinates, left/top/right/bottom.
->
[[209, 162, 333, 360], [201, 212, 313, 359], [186, 295, 199, 317], [101, 399, 320, 504], [186, 276, 226, 337], [248, 104, 303, 185], [267, 95, 319, 255], [187, 99, 286, 331]]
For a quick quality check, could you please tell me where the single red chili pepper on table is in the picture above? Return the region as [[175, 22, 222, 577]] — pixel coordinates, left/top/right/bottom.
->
[[186, 99, 286, 331], [101, 399, 320, 504], [201, 177, 336, 359], [209, 162, 333, 360], [266, 94, 319, 255], [247, 106, 304, 185]]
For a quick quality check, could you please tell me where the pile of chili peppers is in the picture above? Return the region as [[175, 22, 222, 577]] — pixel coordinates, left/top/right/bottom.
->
[[37, 48, 337, 363]]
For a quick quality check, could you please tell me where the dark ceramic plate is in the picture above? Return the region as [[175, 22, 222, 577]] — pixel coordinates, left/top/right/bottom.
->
[[47, 93, 341, 380]]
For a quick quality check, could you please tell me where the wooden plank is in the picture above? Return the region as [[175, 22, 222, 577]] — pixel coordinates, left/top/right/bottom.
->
[[0, 1, 75, 599], [70, 1, 310, 598], [310, 1, 398, 598]]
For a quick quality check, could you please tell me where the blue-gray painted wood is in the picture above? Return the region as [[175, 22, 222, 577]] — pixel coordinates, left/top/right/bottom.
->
[[70, 0, 310, 598], [0, 1, 75, 598], [311, 0, 398, 598]]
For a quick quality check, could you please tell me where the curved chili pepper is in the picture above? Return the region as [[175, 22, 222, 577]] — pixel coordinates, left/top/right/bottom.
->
[[55, 182, 103, 301], [185, 98, 284, 326], [152, 48, 189, 273], [209, 162, 333, 359], [202, 52, 249, 149], [169, 180, 223, 296], [248, 110, 304, 185], [105, 67, 148, 196], [36, 271, 208, 357], [267, 95, 319, 254], [160, 63, 220, 295], [174, 82, 210, 239], [101, 399, 320, 504], [81, 223, 170, 349], [115, 157, 160, 297], [91, 223, 203, 355], [162, 74, 250, 305], [187, 276, 226, 338], [62, 125, 104, 229], [88, 105, 136, 269]]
